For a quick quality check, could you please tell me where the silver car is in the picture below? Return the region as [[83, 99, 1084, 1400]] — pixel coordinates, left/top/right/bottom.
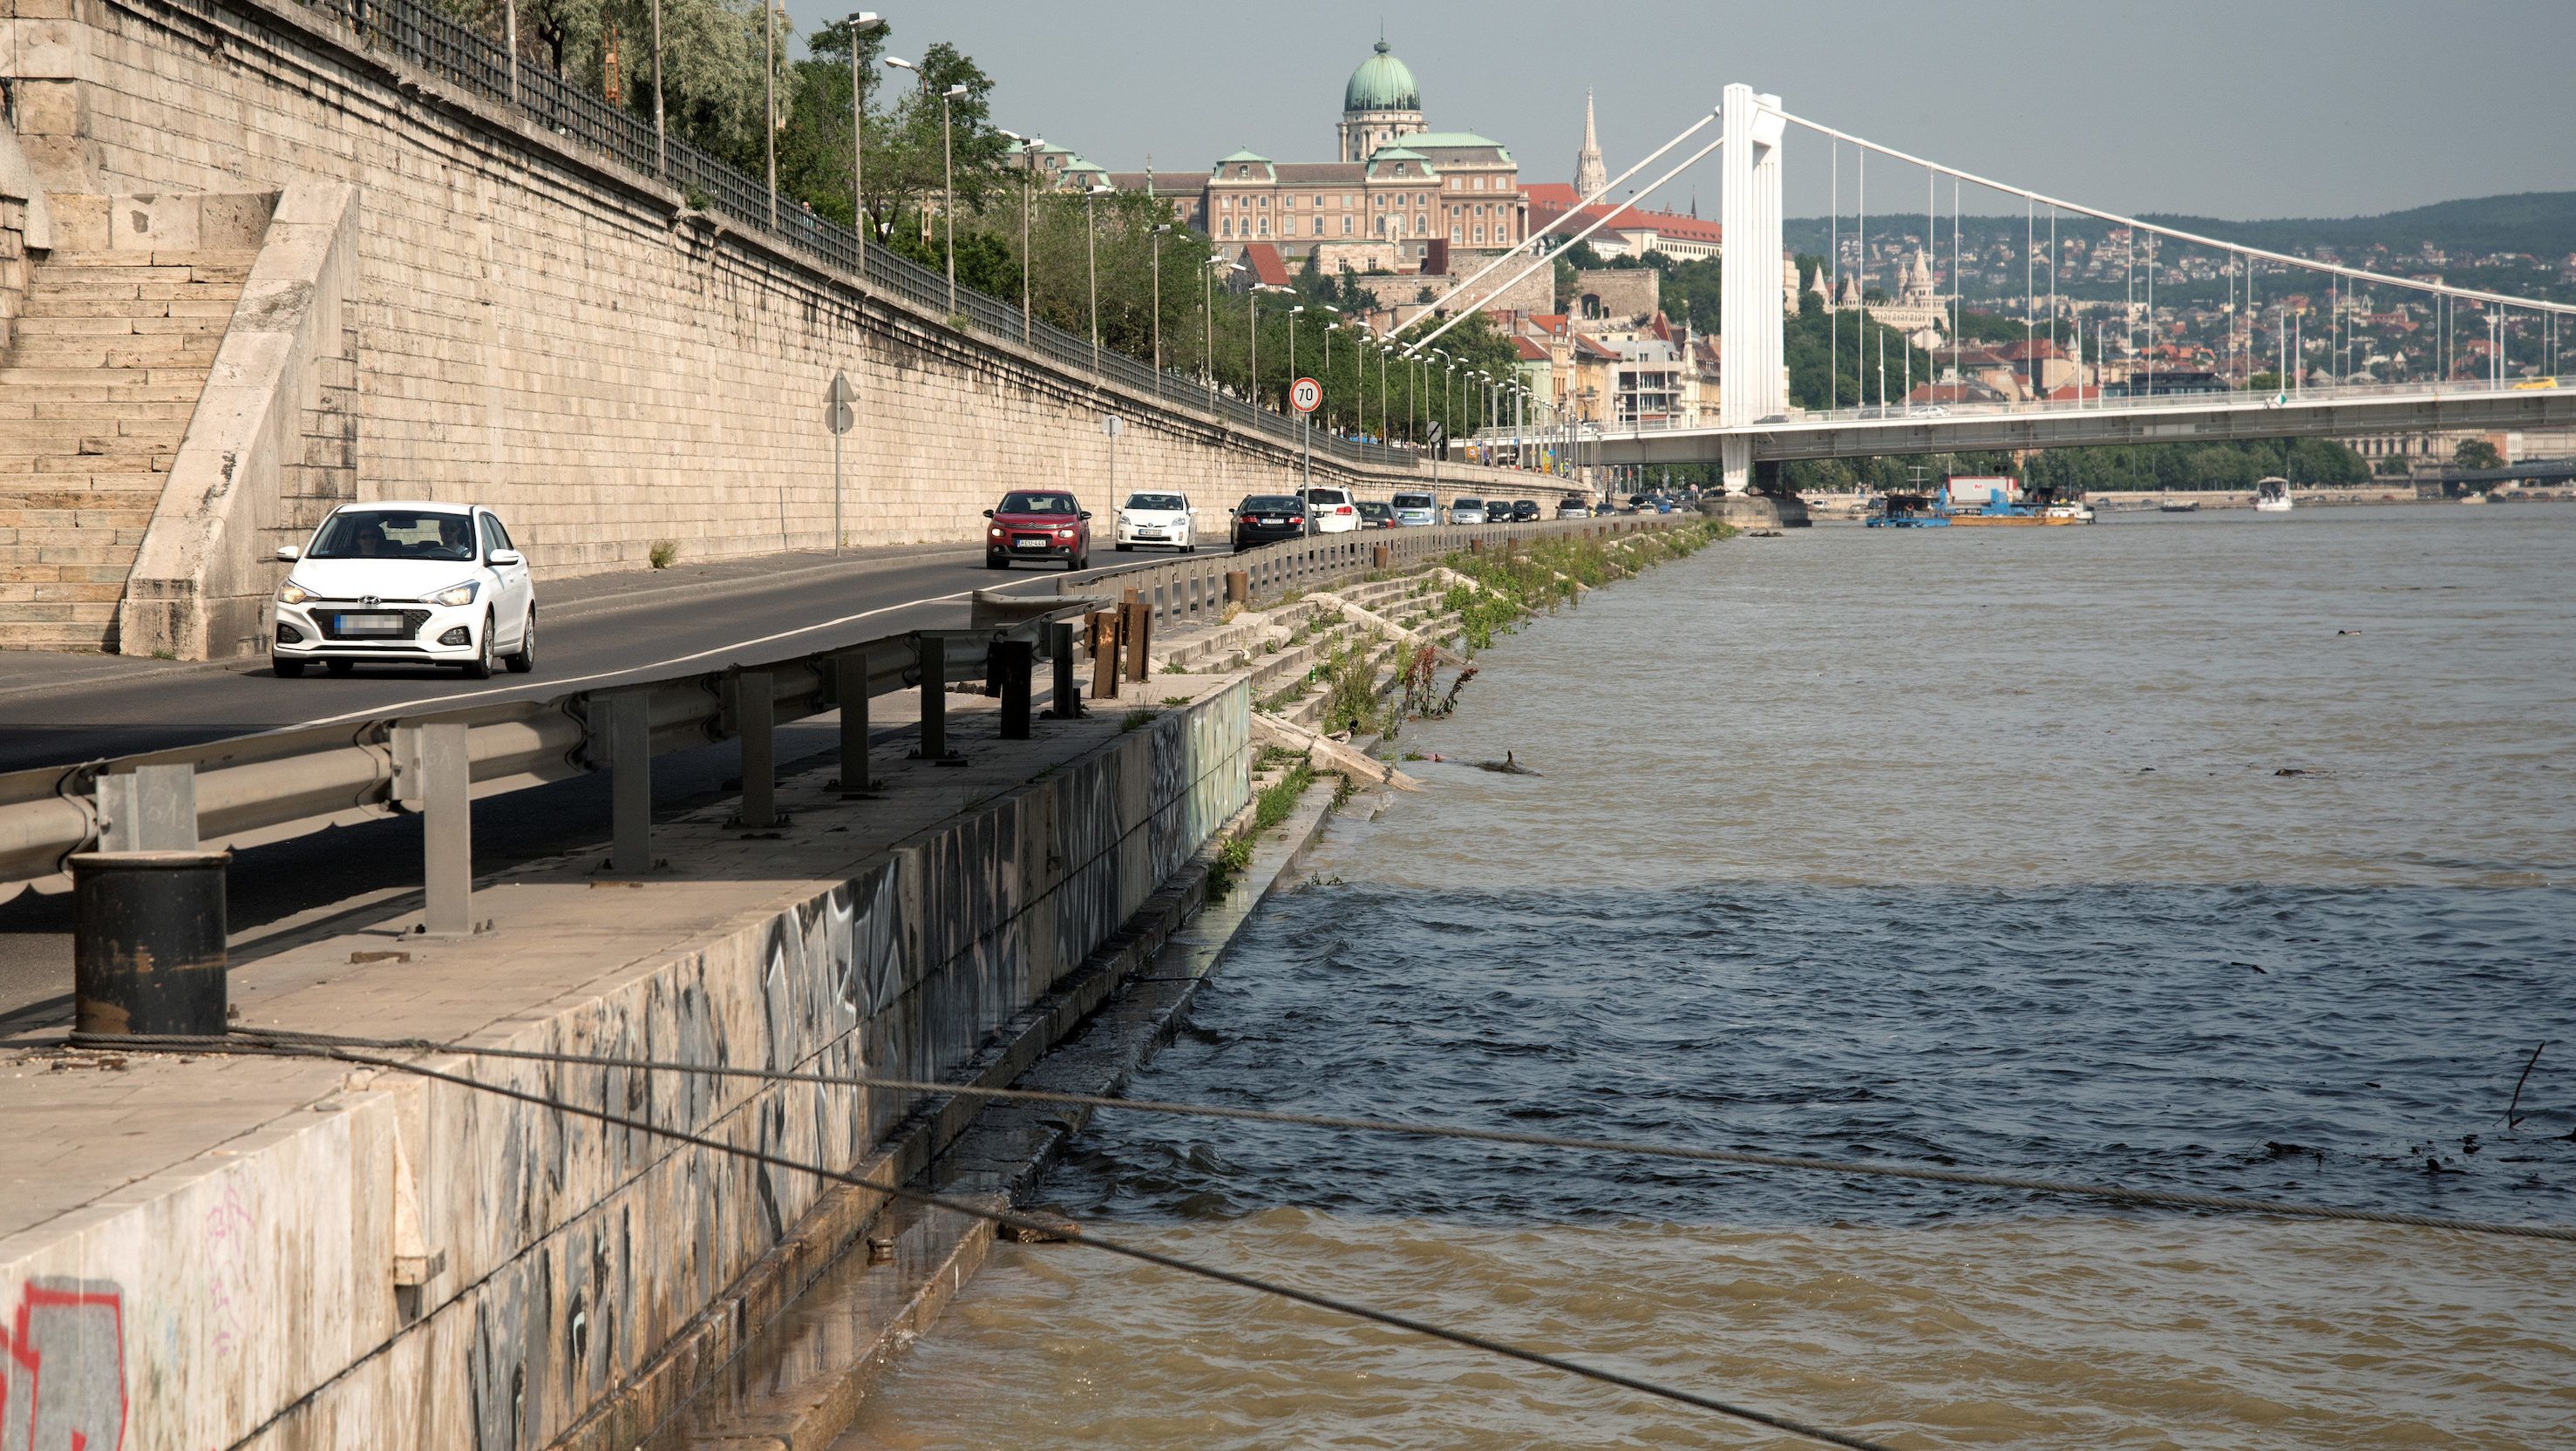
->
[[1390, 492, 1438, 527], [1447, 497, 1489, 525]]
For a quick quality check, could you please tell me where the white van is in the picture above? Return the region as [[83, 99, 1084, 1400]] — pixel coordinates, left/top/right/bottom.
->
[[1302, 486, 1360, 534]]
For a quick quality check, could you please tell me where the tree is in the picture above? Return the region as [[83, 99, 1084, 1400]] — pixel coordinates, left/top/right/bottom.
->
[[2454, 437, 2504, 471], [431, 0, 784, 168]]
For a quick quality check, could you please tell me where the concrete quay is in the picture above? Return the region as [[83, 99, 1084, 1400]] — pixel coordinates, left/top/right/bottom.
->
[[1, 668, 1249, 1449]]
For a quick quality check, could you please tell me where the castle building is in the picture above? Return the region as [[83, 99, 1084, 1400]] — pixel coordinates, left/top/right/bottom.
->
[[1104, 36, 1525, 274]]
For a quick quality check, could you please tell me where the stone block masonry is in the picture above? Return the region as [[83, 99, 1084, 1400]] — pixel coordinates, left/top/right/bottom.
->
[[0, 0, 1533, 654]]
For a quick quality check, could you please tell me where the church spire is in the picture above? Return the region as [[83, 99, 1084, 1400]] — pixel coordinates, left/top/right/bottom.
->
[[1574, 89, 1608, 196]]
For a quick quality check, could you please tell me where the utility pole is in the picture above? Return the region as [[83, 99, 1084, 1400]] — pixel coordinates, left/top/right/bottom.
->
[[846, 14, 883, 268]]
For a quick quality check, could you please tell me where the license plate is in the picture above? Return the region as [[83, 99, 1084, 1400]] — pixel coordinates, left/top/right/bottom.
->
[[1014, 538, 1048, 550], [1260, 517, 1283, 525], [1137, 530, 1165, 539], [336, 614, 404, 636]]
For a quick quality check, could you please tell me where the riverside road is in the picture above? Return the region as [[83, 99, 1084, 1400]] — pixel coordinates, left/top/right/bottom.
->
[[0, 543, 1240, 773]]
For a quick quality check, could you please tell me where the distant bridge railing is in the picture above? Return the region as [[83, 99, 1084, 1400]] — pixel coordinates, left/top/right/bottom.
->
[[245, 0, 1457, 472], [1476, 376, 2566, 444]]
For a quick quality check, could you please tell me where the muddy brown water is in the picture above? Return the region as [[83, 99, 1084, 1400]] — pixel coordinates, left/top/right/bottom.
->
[[840, 505, 2576, 1449]]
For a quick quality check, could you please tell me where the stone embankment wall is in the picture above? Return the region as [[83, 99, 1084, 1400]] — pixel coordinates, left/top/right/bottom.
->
[[0, 677, 1251, 1451], [1, 0, 1533, 653]]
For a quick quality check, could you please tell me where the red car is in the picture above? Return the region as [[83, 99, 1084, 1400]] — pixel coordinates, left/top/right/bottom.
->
[[983, 489, 1092, 570]]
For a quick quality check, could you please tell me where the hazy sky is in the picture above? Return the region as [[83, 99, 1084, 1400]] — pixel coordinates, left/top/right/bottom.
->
[[785, 0, 2576, 221]]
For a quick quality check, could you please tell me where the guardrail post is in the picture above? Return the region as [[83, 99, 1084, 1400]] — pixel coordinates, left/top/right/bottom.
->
[[70, 850, 228, 1041], [609, 692, 655, 876], [834, 649, 877, 795], [732, 670, 778, 827], [915, 635, 964, 764], [1047, 620, 1083, 718], [1123, 592, 1151, 683], [996, 641, 1035, 739], [97, 763, 197, 852], [1090, 611, 1118, 702], [394, 722, 480, 935]]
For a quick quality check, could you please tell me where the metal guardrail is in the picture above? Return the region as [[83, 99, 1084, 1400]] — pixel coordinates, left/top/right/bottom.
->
[[230, 0, 1465, 475], [0, 519, 1680, 894]]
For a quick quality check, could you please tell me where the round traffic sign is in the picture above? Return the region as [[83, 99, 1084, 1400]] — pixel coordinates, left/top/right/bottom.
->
[[1289, 376, 1322, 414]]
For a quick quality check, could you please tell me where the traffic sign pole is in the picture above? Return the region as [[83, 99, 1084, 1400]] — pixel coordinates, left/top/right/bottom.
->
[[1290, 377, 1321, 535], [825, 370, 859, 555]]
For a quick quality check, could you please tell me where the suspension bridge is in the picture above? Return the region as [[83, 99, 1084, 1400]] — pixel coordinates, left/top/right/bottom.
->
[[1435, 84, 2576, 489]]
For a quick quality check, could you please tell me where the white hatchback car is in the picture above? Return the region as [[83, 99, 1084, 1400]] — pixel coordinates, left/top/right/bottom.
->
[[1301, 485, 1360, 533], [1115, 491, 1196, 552], [270, 502, 535, 679]]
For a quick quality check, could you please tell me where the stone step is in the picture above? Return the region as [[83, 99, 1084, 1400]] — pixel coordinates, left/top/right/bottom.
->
[[0, 417, 192, 442], [0, 524, 154, 550], [0, 580, 128, 605], [0, 364, 214, 388], [3, 400, 202, 424], [3, 338, 227, 370], [0, 484, 168, 511], [0, 619, 121, 651], [42, 248, 260, 268], [10, 314, 232, 338], [0, 596, 123, 622], [0, 505, 158, 528], [0, 561, 136, 586], [0, 450, 177, 472], [27, 275, 247, 302]]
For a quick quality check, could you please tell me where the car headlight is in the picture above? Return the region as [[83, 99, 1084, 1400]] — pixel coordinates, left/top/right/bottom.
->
[[427, 580, 479, 607], [277, 580, 312, 606]]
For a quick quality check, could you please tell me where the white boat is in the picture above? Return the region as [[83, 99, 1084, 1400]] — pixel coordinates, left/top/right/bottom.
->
[[2253, 477, 2293, 513]]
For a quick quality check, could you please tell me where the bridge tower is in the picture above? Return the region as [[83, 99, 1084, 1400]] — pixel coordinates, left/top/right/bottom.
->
[[1717, 82, 1787, 496]]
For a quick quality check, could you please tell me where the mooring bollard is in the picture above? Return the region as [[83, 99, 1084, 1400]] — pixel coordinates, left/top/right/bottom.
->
[[916, 634, 957, 762], [1371, 544, 1390, 569], [1046, 620, 1082, 718], [997, 640, 1035, 739], [1091, 610, 1119, 701], [71, 850, 228, 1041], [835, 649, 874, 795], [1225, 570, 1248, 605], [1125, 600, 1152, 682], [608, 691, 654, 876]]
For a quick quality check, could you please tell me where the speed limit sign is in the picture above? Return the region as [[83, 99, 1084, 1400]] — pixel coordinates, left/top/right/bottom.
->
[[1289, 376, 1322, 414]]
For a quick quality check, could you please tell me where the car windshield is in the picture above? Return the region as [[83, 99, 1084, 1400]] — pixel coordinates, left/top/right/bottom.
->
[[1243, 497, 1298, 512], [1125, 493, 1186, 511], [308, 509, 477, 562], [999, 492, 1077, 514]]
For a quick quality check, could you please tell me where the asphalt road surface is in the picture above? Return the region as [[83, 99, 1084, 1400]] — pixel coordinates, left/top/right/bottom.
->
[[0, 540, 1234, 1019]]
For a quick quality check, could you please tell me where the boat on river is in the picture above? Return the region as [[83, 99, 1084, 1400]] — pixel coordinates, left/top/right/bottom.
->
[[2253, 477, 2293, 513], [2158, 496, 2201, 513], [1943, 478, 2089, 526], [1863, 492, 1950, 527]]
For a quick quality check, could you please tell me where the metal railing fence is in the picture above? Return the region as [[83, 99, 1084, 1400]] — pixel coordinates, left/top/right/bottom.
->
[[260, 0, 1449, 474]]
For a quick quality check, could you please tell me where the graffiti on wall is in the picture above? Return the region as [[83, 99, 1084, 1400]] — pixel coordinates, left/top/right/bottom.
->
[[0, 1277, 126, 1451]]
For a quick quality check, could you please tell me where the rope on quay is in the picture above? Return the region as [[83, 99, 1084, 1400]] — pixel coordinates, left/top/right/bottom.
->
[[111, 1030, 1902, 1451], [75, 1027, 2576, 1244]]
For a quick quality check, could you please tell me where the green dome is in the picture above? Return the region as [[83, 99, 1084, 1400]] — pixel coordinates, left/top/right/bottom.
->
[[1343, 39, 1419, 113]]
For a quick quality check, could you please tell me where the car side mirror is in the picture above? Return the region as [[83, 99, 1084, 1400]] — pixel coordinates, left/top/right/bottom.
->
[[1078, 511, 1092, 520], [275, 545, 300, 562], [982, 509, 995, 518], [489, 549, 523, 566]]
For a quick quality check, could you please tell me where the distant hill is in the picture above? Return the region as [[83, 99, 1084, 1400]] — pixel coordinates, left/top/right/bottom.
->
[[2138, 193, 2576, 259], [1787, 192, 2576, 261]]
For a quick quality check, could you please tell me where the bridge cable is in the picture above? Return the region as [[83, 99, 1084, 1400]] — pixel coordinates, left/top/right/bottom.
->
[[85, 1027, 2576, 1244], [127, 1030, 1904, 1451]]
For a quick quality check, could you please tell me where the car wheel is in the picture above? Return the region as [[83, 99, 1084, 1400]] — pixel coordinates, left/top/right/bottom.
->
[[985, 553, 1009, 570], [504, 607, 536, 674], [1115, 541, 1132, 552], [462, 610, 496, 679], [325, 660, 353, 677], [272, 657, 305, 678]]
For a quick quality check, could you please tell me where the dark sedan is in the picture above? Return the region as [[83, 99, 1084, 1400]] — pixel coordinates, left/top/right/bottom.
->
[[1356, 500, 1397, 528], [1232, 494, 1308, 550], [1509, 498, 1541, 522]]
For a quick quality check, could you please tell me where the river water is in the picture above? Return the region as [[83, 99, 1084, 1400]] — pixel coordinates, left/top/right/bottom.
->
[[843, 504, 2576, 1450]]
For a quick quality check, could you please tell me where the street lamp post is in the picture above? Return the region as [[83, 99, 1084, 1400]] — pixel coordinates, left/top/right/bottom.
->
[[763, 0, 778, 228], [651, 0, 666, 175], [938, 82, 968, 315], [996, 130, 1040, 341], [846, 13, 882, 269], [1084, 182, 1111, 376], [1149, 223, 1170, 394], [1287, 305, 1304, 408]]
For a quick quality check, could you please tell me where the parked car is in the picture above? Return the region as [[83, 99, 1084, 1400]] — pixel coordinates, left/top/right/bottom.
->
[[1556, 497, 1593, 519], [1115, 491, 1196, 552], [1356, 499, 1397, 528], [1509, 498, 1541, 522], [1448, 497, 1489, 525], [270, 501, 535, 679], [1390, 491, 1438, 527], [984, 488, 1091, 571], [1302, 485, 1360, 533], [1232, 494, 1308, 550]]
